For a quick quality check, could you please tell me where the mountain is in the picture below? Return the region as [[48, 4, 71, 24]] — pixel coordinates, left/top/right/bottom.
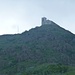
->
[[0, 19, 75, 75]]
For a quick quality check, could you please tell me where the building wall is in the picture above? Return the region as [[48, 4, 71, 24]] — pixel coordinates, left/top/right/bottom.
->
[[42, 17, 47, 25], [42, 17, 51, 25]]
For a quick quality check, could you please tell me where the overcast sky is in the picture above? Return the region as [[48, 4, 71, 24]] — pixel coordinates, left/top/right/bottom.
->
[[0, 0, 75, 35]]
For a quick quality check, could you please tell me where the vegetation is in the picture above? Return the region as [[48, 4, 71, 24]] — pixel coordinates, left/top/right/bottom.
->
[[0, 22, 75, 75]]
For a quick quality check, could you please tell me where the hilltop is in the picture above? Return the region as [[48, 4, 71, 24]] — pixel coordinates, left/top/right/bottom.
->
[[0, 18, 75, 75]]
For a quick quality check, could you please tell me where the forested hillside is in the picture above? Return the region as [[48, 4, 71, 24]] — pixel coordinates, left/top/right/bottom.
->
[[0, 21, 75, 75]]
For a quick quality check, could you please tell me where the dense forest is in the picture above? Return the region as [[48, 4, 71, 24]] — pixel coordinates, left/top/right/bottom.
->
[[0, 21, 75, 75]]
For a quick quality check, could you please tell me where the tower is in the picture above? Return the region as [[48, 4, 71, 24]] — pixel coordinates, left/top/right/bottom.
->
[[42, 17, 47, 25], [42, 17, 52, 25]]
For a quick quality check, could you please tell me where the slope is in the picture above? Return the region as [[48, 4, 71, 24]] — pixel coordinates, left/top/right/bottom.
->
[[0, 21, 75, 75]]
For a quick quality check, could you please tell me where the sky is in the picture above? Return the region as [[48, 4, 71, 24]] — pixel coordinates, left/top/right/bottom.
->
[[0, 0, 75, 35]]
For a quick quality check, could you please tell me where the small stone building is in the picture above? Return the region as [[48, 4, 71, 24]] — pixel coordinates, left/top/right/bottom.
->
[[42, 17, 52, 25]]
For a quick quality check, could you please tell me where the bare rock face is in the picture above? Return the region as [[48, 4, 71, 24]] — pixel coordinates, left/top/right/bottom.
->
[[42, 17, 52, 25]]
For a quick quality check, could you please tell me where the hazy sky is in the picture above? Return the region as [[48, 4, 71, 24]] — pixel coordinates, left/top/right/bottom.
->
[[0, 0, 75, 35]]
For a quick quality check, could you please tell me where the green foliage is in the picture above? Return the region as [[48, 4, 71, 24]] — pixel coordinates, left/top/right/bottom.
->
[[0, 23, 75, 75]]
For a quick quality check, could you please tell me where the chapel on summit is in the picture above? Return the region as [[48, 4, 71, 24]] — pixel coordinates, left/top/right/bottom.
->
[[42, 17, 52, 25]]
